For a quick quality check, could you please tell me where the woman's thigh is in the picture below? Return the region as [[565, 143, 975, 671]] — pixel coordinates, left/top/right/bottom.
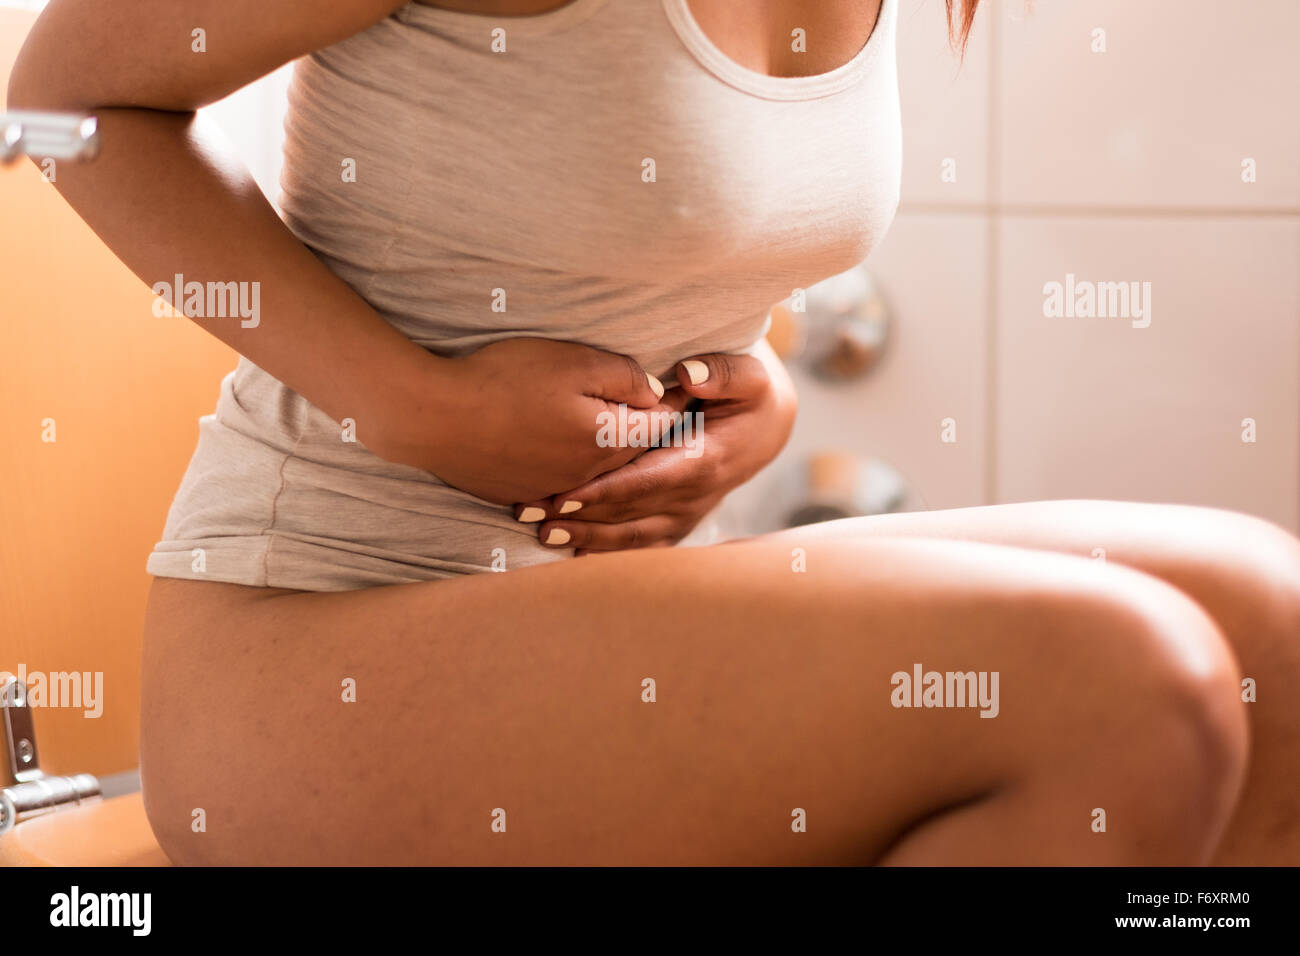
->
[[767, 499, 1300, 862], [763, 500, 1300, 614], [140, 532, 1244, 865]]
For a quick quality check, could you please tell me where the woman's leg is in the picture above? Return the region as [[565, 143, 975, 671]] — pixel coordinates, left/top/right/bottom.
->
[[140, 533, 1245, 865], [764, 500, 1300, 863]]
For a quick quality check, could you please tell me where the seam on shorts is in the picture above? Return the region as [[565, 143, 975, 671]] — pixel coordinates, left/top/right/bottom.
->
[[259, 422, 306, 587]]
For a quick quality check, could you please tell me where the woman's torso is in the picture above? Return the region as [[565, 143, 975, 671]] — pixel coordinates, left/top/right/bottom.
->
[[146, 0, 902, 590]]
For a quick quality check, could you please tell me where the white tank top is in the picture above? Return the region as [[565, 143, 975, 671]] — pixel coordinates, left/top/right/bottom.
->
[[147, 0, 902, 590]]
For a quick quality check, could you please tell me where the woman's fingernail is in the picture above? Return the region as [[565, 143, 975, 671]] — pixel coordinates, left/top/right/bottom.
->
[[545, 528, 572, 546], [518, 506, 546, 522], [559, 500, 583, 514], [646, 373, 665, 399], [682, 360, 709, 385]]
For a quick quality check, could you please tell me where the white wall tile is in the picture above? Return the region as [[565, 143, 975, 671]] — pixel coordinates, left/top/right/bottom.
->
[[996, 214, 1299, 530], [998, 0, 1300, 209], [897, 0, 991, 205]]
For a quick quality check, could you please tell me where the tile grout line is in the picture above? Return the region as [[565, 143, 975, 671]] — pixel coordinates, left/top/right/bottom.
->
[[900, 201, 1300, 218], [983, 0, 1002, 507]]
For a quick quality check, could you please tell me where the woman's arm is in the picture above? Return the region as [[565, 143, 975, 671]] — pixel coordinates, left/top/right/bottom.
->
[[516, 337, 799, 550], [8, 0, 672, 503], [7, 0, 428, 447]]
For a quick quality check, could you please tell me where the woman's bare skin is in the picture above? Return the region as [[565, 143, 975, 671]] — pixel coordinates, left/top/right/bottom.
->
[[10, 0, 1298, 864], [141, 514, 1249, 866], [420, 0, 884, 79], [135, 498, 1299, 865]]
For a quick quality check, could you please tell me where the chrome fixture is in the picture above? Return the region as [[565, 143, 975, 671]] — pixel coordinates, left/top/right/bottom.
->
[[0, 676, 102, 835], [1, 109, 100, 164], [767, 262, 891, 382]]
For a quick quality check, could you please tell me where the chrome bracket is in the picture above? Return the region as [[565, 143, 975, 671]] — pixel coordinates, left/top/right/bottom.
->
[[0, 676, 101, 835], [1, 110, 100, 164]]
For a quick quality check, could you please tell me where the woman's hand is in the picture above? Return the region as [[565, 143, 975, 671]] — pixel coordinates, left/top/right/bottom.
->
[[514, 339, 798, 551], [371, 338, 682, 505]]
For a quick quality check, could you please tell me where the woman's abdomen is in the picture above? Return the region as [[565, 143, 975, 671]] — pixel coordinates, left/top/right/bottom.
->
[[146, 359, 569, 591]]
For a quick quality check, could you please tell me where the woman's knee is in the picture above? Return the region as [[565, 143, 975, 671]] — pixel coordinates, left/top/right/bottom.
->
[[1151, 506, 1300, 647], [1037, 562, 1249, 856]]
